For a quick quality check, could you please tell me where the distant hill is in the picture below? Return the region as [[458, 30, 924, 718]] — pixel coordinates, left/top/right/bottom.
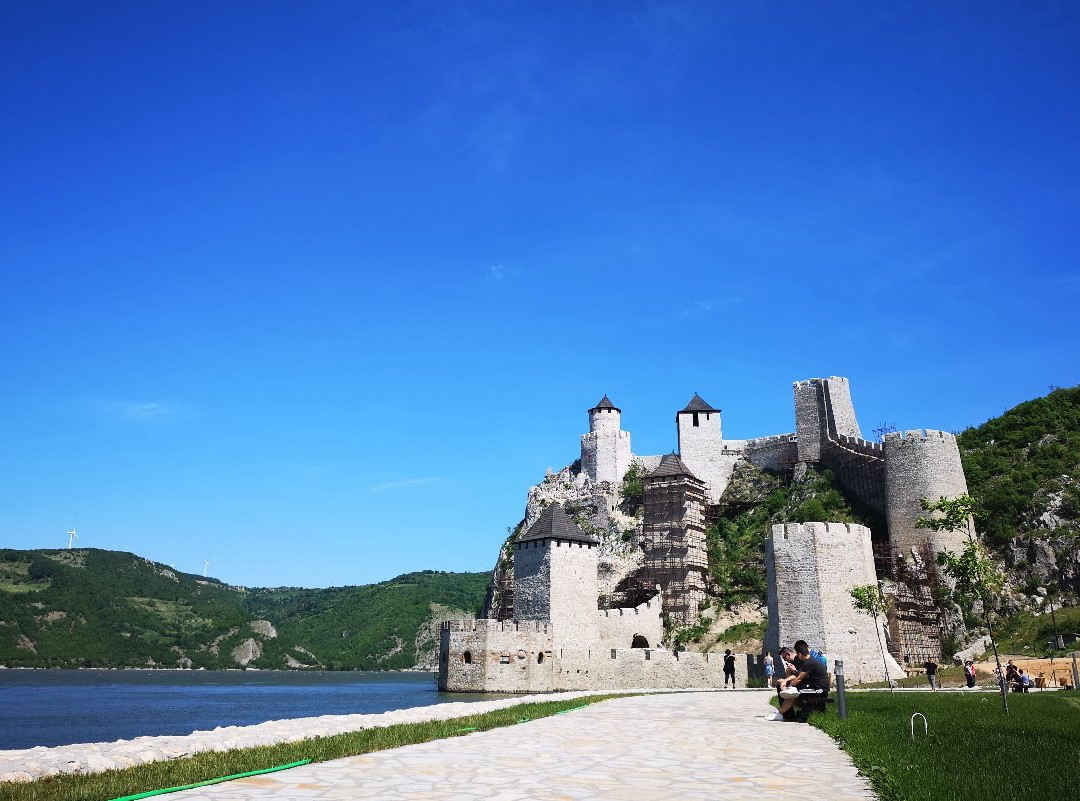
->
[[0, 548, 487, 670], [958, 385, 1080, 547]]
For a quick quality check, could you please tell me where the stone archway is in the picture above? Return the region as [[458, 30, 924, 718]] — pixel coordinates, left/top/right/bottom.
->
[[631, 635, 650, 648]]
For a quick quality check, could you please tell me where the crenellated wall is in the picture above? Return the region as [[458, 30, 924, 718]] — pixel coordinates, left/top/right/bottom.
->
[[438, 627, 748, 693]]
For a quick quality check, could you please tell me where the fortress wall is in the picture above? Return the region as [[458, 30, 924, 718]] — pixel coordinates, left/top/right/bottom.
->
[[597, 595, 664, 650], [765, 523, 826, 657], [821, 377, 863, 439], [581, 429, 632, 486], [636, 454, 663, 472], [547, 540, 600, 643], [676, 410, 726, 502], [439, 631, 745, 692], [514, 539, 600, 644], [884, 430, 971, 556], [438, 625, 554, 692], [512, 541, 552, 622], [744, 434, 798, 472], [820, 438, 887, 517], [766, 523, 900, 685], [794, 380, 825, 462]]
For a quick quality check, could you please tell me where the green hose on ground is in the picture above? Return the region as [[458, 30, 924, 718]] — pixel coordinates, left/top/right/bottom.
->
[[109, 759, 311, 801]]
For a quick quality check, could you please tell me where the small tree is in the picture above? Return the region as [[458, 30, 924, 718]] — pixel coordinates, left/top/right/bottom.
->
[[917, 494, 1009, 714], [621, 461, 645, 514], [851, 583, 893, 691]]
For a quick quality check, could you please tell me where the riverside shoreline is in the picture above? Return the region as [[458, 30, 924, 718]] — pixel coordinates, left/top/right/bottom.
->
[[0, 689, 651, 783]]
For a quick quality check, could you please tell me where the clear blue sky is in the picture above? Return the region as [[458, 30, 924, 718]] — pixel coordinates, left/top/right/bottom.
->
[[2, 2, 1078, 588]]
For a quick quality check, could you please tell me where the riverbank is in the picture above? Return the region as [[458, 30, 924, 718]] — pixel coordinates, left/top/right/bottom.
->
[[0, 690, 627, 782]]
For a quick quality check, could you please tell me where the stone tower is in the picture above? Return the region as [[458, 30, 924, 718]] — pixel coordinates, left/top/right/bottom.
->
[[676, 393, 726, 503], [641, 453, 709, 625], [765, 522, 904, 685], [513, 503, 600, 643], [883, 430, 971, 556], [794, 377, 863, 463], [580, 395, 632, 486]]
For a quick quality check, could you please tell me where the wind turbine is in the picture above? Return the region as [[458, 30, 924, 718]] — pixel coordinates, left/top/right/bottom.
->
[[203, 560, 209, 577], [67, 525, 79, 549]]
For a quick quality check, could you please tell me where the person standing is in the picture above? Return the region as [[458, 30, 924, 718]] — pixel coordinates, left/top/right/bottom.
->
[[923, 658, 938, 691], [764, 650, 775, 688], [723, 649, 737, 688], [964, 660, 977, 688]]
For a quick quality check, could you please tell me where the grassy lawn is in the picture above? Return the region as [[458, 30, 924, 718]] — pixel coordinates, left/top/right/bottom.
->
[[0, 695, 624, 801], [809, 690, 1080, 801]]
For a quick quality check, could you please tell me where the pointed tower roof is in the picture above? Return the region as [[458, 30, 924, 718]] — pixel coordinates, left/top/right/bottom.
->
[[648, 452, 695, 478], [518, 503, 599, 545], [680, 393, 718, 413], [590, 394, 620, 413]]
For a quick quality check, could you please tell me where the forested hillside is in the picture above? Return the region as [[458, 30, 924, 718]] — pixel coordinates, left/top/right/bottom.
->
[[959, 385, 1080, 546], [0, 548, 487, 670]]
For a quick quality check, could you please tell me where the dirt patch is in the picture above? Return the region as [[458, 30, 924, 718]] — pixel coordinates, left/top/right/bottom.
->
[[973, 655, 1079, 687]]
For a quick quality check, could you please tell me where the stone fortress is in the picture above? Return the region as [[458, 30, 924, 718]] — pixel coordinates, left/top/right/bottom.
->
[[439, 377, 967, 692]]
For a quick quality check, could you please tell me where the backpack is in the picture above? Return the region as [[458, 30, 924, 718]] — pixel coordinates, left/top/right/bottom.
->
[[809, 649, 828, 669]]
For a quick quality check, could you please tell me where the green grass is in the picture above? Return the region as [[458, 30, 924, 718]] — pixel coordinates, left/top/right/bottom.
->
[[994, 605, 1080, 657], [809, 691, 1080, 801], [0, 694, 626, 801]]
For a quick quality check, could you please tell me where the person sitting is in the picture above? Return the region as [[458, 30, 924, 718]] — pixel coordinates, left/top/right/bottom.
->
[[771, 640, 829, 721]]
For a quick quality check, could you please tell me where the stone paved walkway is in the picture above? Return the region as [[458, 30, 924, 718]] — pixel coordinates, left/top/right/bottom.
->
[[172, 691, 875, 801]]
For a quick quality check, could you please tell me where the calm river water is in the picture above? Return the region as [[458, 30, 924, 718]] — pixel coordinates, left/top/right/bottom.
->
[[0, 670, 501, 750]]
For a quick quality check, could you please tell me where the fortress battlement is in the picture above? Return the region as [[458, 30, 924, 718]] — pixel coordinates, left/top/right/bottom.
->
[[441, 619, 551, 634], [600, 596, 660, 618], [793, 375, 850, 390], [836, 434, 884, 455], [745, 433, 798, 449], [772, 521, 870, 540], [883, 429, 956, 446]]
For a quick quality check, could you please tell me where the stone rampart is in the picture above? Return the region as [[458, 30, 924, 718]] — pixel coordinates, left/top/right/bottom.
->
[[765, 522, 904, 685], [438, 625, 746, 692], [597, 596, 664, 650], [883, 429, 971, 556], [581, 428, 632, 487], [744, 434, 798, 472]]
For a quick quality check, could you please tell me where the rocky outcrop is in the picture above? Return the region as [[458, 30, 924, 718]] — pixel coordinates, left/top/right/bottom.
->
[[249, 620, 277, 639], [230, 638, 262, 667]]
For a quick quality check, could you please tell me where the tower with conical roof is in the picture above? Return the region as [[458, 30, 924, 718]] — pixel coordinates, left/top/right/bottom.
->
[[580, 394, 632, 486], [513, 503, 600, 643], [676, 393, 726, 503]]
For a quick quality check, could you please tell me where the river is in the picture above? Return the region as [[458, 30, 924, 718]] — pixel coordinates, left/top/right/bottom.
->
[[0, 669, 502, 750]]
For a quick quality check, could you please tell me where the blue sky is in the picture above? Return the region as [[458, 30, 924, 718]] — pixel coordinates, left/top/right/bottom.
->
[[2, 1, 1078, 588]]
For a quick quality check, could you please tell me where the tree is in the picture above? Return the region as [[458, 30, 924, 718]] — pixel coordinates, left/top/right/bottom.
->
[[917, 493, 1009, 714], [850, 583, 893, 692]]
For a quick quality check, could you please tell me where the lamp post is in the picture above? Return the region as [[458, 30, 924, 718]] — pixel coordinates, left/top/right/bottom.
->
[[835, 659, 847, 720]]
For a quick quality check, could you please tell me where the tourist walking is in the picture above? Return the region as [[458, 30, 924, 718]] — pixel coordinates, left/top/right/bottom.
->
[[964, 660, 977, 688], [723, 649, 737, 688], [923, 659, 938, 691], [764, 650, 775, 688]]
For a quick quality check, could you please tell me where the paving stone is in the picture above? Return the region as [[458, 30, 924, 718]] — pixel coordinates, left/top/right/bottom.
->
[[165, 692, 875, 800]]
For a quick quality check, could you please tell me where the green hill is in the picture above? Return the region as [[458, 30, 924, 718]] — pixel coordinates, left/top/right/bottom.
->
[[958, 384, 1080, 547], [0, 548, 487, 670]]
